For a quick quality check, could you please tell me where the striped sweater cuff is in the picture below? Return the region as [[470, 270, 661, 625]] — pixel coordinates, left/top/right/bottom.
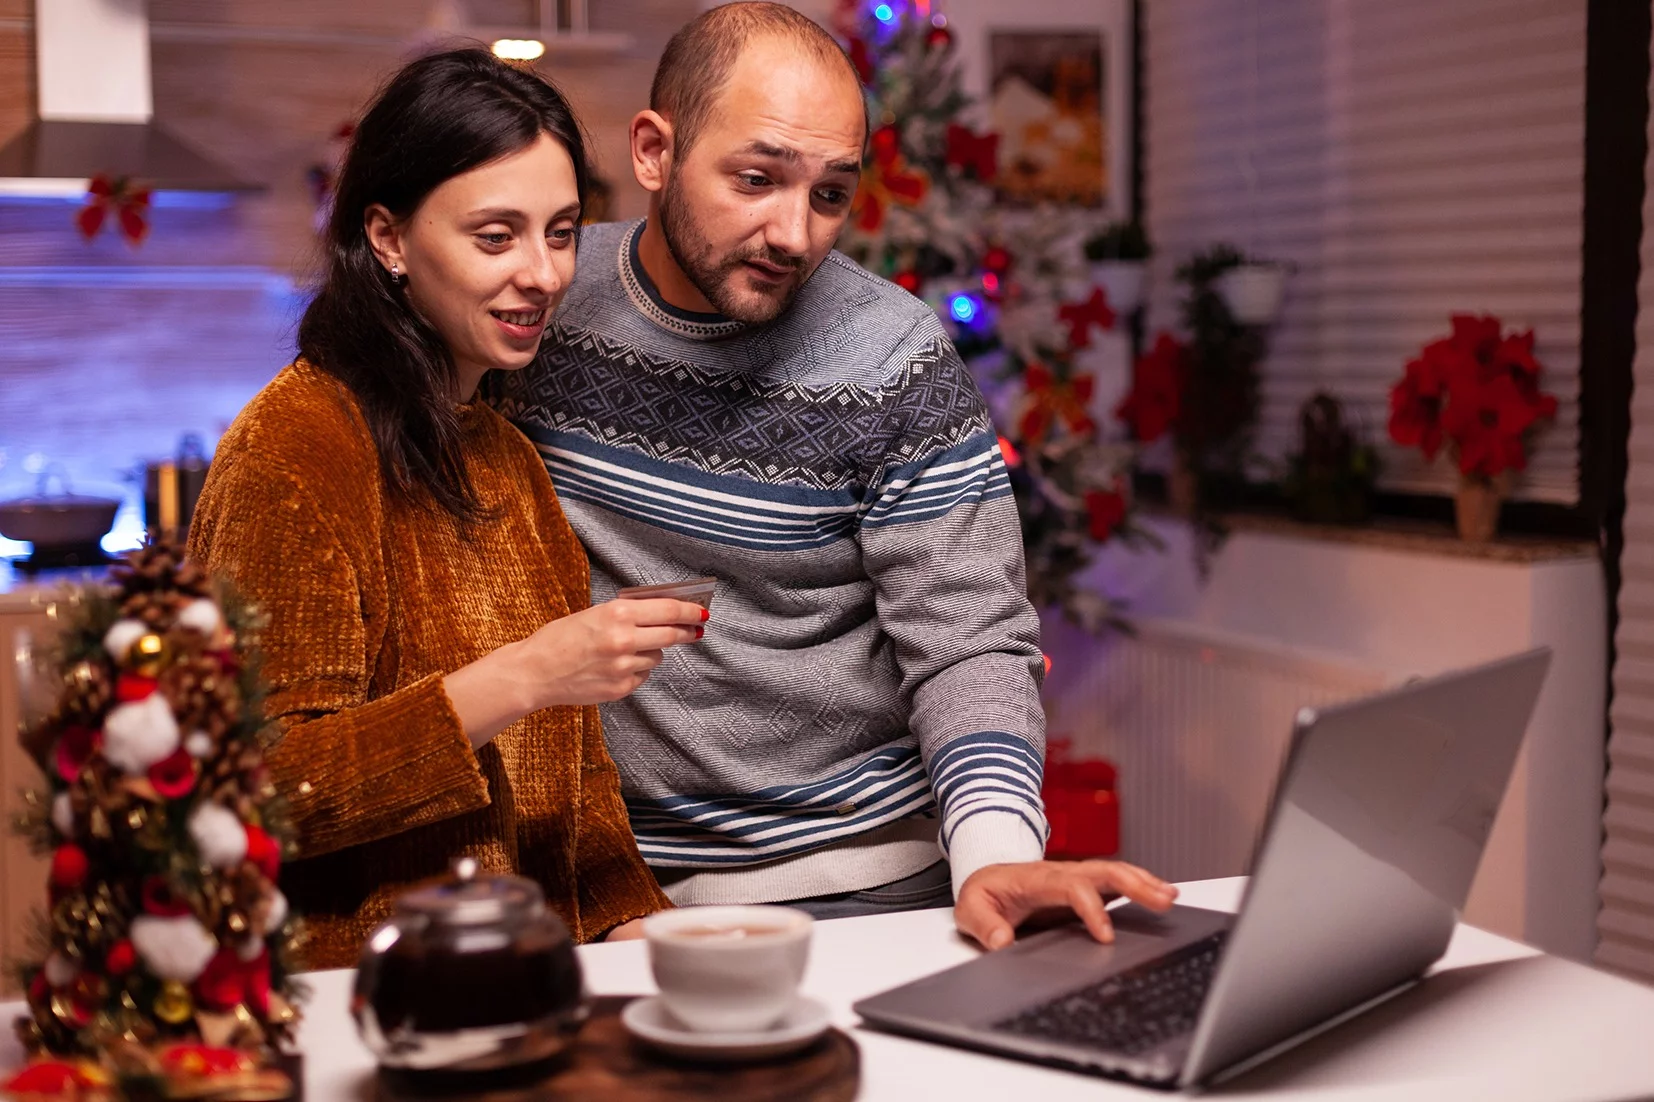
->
[[946, 810, 1047, 899]]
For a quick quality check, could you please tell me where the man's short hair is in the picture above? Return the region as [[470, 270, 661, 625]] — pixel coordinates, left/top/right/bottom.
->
[[651, 2, 865, 157]]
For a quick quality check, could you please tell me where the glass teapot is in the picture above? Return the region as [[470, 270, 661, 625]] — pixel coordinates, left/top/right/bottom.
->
[[352, 858, 589, 1072]]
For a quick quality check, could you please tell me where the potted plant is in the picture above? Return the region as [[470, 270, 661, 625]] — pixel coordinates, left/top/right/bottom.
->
[[1081, 219, 1152, 315], [1387, 314, 1558, 542], [1213, 254, 1290, 326]]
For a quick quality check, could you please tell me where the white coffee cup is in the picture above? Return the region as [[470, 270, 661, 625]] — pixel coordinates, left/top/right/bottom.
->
[[642, 905, 813, 1033]]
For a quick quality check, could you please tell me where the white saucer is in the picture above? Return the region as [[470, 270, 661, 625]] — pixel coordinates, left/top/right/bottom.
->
[[620, 995, 832, 1063]]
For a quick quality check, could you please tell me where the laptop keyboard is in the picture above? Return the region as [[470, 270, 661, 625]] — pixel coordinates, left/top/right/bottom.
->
[[992, 931, 1229, 1057]]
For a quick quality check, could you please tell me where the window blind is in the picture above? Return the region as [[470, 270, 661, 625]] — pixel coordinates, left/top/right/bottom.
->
[[1142, 0, 1585, 504], [1597, 24, 1654, 986]]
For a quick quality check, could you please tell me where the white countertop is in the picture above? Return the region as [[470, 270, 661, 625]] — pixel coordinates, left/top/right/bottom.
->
[[8, 877, 1651, 1100]]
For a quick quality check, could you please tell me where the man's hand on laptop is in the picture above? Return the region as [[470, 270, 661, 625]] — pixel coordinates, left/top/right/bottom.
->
[[955, 860, 1179, 951]]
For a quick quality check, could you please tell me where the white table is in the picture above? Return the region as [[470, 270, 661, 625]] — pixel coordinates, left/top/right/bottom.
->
[[7, 878, 1654, 1099]]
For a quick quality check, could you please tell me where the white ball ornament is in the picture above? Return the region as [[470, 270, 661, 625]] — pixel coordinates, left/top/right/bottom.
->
[[184, 730, 215, 759], [130, 914, 218, 983], [175, 598, 223, 638], [103, 692, 181, 774], [43, 952, 78, 988], [188, 802, 249, 870], [50, 793, 74, 837], [102, 619, 148, 663]]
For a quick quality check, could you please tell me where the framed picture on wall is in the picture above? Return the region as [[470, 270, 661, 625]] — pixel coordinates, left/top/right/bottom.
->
[[988, 30, 1108, 207], [941, 0, 1133, 221]]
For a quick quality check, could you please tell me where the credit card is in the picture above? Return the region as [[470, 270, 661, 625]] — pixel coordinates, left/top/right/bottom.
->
[[614, 576, 718, 609]]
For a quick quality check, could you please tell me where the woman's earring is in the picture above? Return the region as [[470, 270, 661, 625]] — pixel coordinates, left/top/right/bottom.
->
[[389, 263, 403, 285]]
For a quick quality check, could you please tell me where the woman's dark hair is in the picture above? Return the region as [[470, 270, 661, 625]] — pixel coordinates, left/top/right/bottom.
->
[[299, 48, 591, 522]]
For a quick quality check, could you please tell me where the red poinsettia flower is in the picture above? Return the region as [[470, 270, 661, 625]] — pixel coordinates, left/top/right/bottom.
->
[[147, 748, 198, 800], [1387, 356, 1447, 461], [54, 725, 101, 783], [1084, 489, 1128, 543], [1058, 287, 1117, 350], [853, 129, 930, 233], [1389, 314, 1557, 477], [1115, 333, 1185, 443], [1019, 362, 1097, 442]]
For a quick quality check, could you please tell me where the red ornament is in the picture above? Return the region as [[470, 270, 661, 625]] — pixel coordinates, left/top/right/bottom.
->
[[997, 434, 1022, 469], [54, 725, 101, 783], [49, 843, 90, 892], [945, 123, 999, 181], [981, 246, 1013, 275], [105, 939, 137, 977], [1041, 738, 1120, 859], [76, 174, 151, 246], [1084, 489, 1128, 543], [893, 270, 922, 294], [147, 748, 198, 800], [871, 125, 900, 159], [926, 24, 953, 49], [115, 672, 159, 703], [244, 825, 281, 881], [1116, 333, 1186, 443], [4, 1062, 95, 1095], [194, 949, 246, 1012], [1058, 287, 1118, 350]]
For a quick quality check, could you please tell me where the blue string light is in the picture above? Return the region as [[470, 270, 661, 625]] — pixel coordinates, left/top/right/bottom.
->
[[948, 293, 981, 324], [873, 3, 896, 24]]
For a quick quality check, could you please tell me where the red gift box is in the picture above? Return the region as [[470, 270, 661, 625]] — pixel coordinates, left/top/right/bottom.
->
[[1042, 737, 1119, 859]]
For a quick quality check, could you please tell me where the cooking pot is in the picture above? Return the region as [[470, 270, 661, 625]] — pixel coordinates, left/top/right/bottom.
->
[[0, 470, 121, 549], [139, 433, 211, 540]]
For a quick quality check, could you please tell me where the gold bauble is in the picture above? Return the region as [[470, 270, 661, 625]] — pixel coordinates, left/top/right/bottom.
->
[[130, 633, 171, 676], [66, 659, 101, 690], [154, 981, 193, 1024]]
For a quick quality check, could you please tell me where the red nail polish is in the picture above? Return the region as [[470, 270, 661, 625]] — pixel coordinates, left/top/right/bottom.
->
[[700, 608, 710, 622], [695, 626, 705, 639]]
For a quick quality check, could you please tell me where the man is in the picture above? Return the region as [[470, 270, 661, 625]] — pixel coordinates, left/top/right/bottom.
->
[[493, 2, 1173, 949]]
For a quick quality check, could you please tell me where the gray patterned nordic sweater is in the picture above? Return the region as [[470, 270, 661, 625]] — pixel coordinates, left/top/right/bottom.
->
[[491, 219, 1048, 904]]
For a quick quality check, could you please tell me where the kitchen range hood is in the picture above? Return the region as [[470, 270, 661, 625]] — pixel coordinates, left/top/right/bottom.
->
[[0, 0, 259, 196]]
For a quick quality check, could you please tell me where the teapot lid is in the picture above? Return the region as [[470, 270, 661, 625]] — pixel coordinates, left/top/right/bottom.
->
[[396, 857, 546, 926]]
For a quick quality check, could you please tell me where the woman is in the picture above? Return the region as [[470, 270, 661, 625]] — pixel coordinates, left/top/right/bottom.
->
[[188, 48, 704, 969]]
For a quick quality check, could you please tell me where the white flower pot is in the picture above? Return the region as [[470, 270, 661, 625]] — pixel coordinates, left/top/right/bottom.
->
[[1088, 260, 1147, 315], [1215, 262, 1288, 325]]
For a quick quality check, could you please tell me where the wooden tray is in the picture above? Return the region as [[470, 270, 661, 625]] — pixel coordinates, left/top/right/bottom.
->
[[375, 996, 859, 1102]]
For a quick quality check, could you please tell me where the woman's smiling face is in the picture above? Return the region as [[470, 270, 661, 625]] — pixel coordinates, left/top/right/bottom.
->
[[366, 131, 581, 398]]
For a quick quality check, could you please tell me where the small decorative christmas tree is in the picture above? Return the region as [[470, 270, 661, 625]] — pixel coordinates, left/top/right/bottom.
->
[[7, 542, 301, 1099], [834, 0, 1160, 631]]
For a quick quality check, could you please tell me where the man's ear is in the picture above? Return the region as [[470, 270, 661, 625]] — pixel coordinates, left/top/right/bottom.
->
[[364, 204, 405, 276], [631, 110, 674, 195]]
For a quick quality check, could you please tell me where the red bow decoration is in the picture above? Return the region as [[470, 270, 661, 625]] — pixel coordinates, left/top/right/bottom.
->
[[853, 126, 930, 233], [1058, 287, 1118, 350], [1388, 313, 1557, 478], [1019, 361, 1097, 443], [945, 123, 999, 181], [1115, 333, 1186, 443], [76, 174, 151, 245]]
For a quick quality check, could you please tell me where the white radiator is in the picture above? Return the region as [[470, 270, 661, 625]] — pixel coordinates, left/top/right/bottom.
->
[[1041, 617, 1391, 883]]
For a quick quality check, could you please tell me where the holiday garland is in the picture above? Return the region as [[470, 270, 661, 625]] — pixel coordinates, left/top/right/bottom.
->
[[8, 543, 301, 1098]]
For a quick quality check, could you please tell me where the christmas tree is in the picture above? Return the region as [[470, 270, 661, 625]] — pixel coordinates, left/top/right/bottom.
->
[[7, 543, 300, 1099], [834, 0, 1159, 631]]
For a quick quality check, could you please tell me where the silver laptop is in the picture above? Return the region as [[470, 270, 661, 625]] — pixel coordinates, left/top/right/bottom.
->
[[854, 648, 1551, 1090]]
